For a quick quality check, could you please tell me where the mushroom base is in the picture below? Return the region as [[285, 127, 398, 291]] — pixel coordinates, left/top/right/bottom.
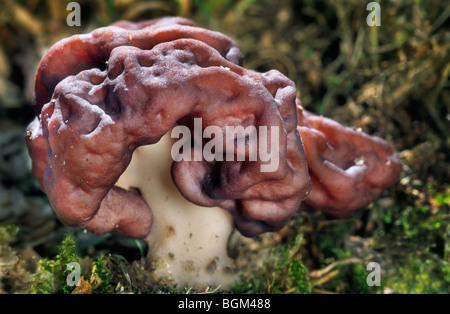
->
[[115, 133, 240, 290]]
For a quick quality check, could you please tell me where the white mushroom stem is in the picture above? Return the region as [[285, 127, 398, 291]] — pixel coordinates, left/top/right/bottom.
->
[[115, 132, 240, 289]]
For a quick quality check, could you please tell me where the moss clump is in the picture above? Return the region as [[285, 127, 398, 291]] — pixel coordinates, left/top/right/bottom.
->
[[349, 262, 376, 294], [90, 253, 113, 294], [384, 254, 450, 294], [0, 225, 24, 293], [42, 233, 81, 293], [0, 228, 115, 294], [39, 234, 115, 294], [0, 225, 53, 293], [383, 252, 450, 294], [234, 234, 312, 294], [0, 225, 19, 264]]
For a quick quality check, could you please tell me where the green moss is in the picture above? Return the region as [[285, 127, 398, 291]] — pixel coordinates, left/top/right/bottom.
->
[[56, 233, 81, 293], [18, 233, 82, 294], [0, 225, 19, 265], [0, 229, 117, 294], [370, 183, 450, 294], [234, 234, 312, 294], [350, 263, 376, 294], [25, 259, 55, 294], [92, 253, 113, 294], [433, 192, 450, 207], [374, 186, 449, 247], [0, 225, 53, 293], [385, 255, 450, 294], [150, 286, 195, 294], [0, 225, 19, 243]]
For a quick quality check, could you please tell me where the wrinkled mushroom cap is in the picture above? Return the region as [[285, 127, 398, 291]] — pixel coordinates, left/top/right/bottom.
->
[[26, 17, 402, 241], [296, 102, 402, 217], [26, 17, 311, 238]]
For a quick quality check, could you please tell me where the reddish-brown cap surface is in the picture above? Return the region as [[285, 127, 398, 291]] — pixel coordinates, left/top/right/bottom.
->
[[296, 101, 402, 217], [26, 18, 311, 238]]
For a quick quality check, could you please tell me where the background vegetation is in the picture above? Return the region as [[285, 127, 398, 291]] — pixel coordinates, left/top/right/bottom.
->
[[0, 0, 449, 294]]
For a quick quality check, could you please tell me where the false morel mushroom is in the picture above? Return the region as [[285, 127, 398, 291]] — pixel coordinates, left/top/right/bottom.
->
[[25, 17, 401, 289], [296, 100, 402, 217]]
